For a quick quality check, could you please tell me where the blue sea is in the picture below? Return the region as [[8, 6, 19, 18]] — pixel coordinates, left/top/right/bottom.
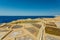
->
[[0, 16, 55, 23]]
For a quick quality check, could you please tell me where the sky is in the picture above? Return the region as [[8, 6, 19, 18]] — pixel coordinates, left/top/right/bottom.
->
[[0, 0, 60, 16]]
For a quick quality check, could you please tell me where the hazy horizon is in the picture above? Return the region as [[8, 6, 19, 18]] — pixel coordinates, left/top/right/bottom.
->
[[0, 0, 60, 16]]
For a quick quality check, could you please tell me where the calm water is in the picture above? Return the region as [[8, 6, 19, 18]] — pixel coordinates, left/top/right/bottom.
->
[[0, 16, 55, 23]]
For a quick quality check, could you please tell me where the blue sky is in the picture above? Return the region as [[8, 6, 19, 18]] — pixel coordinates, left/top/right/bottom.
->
[[0, 0, 60, 16]]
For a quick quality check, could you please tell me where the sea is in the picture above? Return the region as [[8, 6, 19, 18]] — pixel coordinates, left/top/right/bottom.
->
[[0, 16, 55, 23]]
